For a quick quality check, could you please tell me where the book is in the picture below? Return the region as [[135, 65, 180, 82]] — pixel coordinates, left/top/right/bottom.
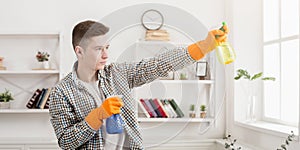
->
[[39, 87, 52, 109], [148, 99, 163, 117], [157, 99, 170, 118], [138, 99, 151, 118], [35, 88, 47, 108], [43, 98, 50, 109], [26, 89, 42, 109], [145, 36, 170, 41], [146, 30, 169, 37], [153, 98, 168, 118], [144, 99, 157, 118], [161, 99, 177, 118], [145, 30, 170, 41], [168, 99, 184, 118]]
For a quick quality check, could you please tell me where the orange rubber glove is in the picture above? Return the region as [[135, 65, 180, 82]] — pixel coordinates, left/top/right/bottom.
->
[[188, 25, 229, 60], [85, 96, 123, 130]]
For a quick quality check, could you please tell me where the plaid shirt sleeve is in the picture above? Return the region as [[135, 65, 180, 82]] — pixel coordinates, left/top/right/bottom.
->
[[49, 85, 97, 149], [117, 47, 196, 88]]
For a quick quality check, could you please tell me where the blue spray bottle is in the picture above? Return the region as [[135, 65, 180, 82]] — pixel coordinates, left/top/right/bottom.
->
[[106, 95, 124, 134]]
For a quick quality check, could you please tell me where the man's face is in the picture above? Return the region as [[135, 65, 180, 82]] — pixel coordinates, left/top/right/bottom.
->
[[79, 35, 109, 71]]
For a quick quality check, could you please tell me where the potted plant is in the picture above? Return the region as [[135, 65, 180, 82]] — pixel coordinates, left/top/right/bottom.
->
[[277, 131, 295, 150], [200, 105, 206, 118], [223, 134, 242, 150], [234, 69, 275, 81], [0, 56, 6, 70], [36, 51, 50, 69], [234, 69, 275, 122], [189, 104, 196, 118], [0, 89, 14, 109]]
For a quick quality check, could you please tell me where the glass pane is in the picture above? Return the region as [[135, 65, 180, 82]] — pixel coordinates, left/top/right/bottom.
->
[[264, 0, 280, 42], [281, 0, 299, 37], [281, 39, 299, 124], [263, 44, 281, 119]]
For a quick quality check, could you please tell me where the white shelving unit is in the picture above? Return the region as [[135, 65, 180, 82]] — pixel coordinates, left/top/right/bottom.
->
[[0, 31, 63, 112], [0, 70, 60, 74], [138, 117, 214, 123], [157, 80, 214, 84], [133, 40, 216, 123], [0, 109, 49, 114], [0, 31, 62, 148]]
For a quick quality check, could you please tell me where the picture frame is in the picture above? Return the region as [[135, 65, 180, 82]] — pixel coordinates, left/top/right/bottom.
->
[[196, 62, 207, 78]]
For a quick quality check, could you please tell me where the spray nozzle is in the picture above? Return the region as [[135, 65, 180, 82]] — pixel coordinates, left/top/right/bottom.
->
[[215, 22, 226, 39]]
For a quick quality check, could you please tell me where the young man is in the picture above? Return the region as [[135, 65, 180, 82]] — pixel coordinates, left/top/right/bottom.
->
[[49, 20, 228, 150]]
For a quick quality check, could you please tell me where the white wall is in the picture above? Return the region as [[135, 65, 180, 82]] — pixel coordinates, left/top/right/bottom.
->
[[0, 0, 226, 147], [227, 0, 300, 149], [0, 0, 225, 75]]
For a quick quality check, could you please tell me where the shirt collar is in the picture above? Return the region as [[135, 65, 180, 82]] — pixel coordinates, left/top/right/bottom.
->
[[72, 61, 107, 81], [98, 69, 106, 79], [71, 61, 84, 89]]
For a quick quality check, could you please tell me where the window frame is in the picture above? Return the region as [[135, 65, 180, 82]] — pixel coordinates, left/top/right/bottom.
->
[[262, 0, 300, 127]]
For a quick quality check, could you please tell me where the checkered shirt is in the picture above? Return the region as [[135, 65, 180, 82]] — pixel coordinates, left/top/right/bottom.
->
[[49, 46, 195, 149]]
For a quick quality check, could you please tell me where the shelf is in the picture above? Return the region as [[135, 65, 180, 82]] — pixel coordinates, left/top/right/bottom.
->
[[0, 109, 49, 114], [136, 40, 191, 46], [0, 137, 57, 144], [0, 31, 61, 36], [137, 117, 213, 123], [0, 70, 59, 74], [156, 80, 214, 84]]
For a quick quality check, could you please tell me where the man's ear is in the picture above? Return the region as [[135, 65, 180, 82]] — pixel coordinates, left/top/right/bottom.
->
[[75, 46, 83, 57]]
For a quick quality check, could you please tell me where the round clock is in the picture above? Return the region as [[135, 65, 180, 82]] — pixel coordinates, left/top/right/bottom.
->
[[141, 9, 164, 30]]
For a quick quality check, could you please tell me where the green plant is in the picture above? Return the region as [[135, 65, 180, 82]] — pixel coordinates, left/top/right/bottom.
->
[[200, 105, 206, 112], [189, 104, 195, 111], [0, 89, 14, 102], [36, 51, 50, 62], [180, 73, 187, 80], [189, 104, 196, 118], [234, 69, 275, 81], [277, 131, 295, 150], [224, 134, 242, 150]]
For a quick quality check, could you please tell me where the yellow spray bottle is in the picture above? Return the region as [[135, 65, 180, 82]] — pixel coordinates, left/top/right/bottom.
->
[[215, 22, 236, 64]]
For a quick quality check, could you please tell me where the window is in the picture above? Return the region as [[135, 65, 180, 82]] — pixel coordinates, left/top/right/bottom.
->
[[263, 0, 299, 126]]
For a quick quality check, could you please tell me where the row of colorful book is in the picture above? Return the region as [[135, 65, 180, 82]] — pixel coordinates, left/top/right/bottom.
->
[[26, 88, 52, 109], [138, 98, 184, 118]]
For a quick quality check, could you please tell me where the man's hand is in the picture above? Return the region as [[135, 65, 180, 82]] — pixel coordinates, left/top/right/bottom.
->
[[188, 25, 229, 60], [85, 96, 123, 130]]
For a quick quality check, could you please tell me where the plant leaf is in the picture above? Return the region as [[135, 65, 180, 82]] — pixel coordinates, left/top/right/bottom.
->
[[235, 69, 251, 80], [251, 72, 263, 80], [225, 143, 230, 148], [262, 77, 276, 81], [234, 75, 242, 80], [240, 69, 251, 80], [281, 144, 286, 150]]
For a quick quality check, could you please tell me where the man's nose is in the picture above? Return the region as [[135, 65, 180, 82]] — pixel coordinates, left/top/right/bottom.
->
[[101, 49, 108, 58]]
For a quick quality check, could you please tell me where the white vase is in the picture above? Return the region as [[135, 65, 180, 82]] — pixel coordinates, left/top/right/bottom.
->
[[0, 102, 10, 109], [42, 61, 50, 69], [246, 95, 256, 122]]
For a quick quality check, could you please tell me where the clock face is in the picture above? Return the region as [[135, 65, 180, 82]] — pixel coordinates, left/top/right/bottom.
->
[[141, 9, 164, 30]]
